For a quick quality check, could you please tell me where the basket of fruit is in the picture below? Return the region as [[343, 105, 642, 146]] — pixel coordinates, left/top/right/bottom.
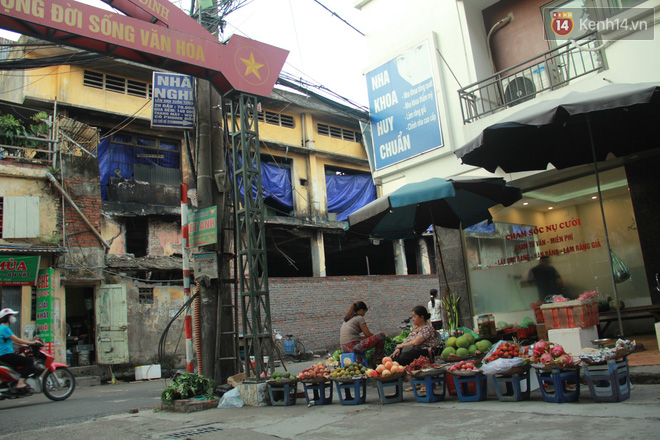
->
[[441, 336, 492, 362], [447, 360, 481, 376], [404, 356, 444, 378], [580, 338, 636, 365], [297, 362, 332, 383], [368, 356, 407, 382], [482, 340, 522, 363], [266, 371, 298, 386], [529, 341, 577, 371], [329, 363, 368, 383]]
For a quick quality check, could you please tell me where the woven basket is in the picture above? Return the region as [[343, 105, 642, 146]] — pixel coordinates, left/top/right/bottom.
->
[[299, 377, 331, 384], [531, 362, 578, 372], [448, 369, 482, 377], [580, 348, 631, 365], [408, 367, 445, 379], [329, 375, 367, 383], [266, 378, 299, 386], [370, 371, 407, 383]]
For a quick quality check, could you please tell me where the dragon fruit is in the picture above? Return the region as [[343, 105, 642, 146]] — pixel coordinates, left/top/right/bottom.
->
[[540, 353, 554, 364], [533, 340, 551, 357], [555, 354, 574, 367], [550, 345, 566, 357]]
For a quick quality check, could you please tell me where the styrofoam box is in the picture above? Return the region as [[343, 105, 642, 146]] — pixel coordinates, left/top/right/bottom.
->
[[135, 364, 161, 380], [547, 326, 598, 357]]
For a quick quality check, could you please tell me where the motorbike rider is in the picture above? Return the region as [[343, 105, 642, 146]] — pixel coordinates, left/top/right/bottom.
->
[[0, 308, 42, 393]]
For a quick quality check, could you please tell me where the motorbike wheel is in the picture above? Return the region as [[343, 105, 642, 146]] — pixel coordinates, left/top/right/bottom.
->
[[43, 367, 76, 401]]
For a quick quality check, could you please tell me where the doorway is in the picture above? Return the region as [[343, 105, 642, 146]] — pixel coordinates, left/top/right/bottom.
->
[[65, 286, 95, 366]]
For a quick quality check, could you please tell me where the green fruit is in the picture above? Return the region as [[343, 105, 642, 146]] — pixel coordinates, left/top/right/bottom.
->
[[464, 333, 476, 345], [468, 344, 477, 355], [456, 335, 470, 348], [446, 337, 458, 349], [272, 371, 281, 378], [456, 347, 470, 357], [283, 372, 290, 378], [441, 347, 456, 359], [475, 339, 492, 353]]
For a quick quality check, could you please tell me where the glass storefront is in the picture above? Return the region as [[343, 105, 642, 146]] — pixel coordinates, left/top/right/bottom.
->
[[466, 167, 648, 317]]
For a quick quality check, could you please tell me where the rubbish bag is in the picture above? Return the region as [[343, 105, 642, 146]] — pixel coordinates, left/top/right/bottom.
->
[[611, 250, 631, 283], [217, 387, 244, 408]]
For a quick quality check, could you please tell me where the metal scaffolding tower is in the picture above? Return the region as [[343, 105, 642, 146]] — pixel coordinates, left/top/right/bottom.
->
[[228, 93, 274, 381]]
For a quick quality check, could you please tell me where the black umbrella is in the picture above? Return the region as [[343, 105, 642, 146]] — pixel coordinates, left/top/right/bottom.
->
[[455, 83, 660, 336]]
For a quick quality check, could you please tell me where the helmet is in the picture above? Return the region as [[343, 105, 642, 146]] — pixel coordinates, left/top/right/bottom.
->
[[0, 308, 19, 319]]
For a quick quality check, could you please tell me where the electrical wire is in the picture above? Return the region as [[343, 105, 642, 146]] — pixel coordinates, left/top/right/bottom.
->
[[158, 290, 200, 378]]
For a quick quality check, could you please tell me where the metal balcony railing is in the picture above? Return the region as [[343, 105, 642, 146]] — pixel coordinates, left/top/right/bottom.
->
[[459, 32, 605, 124]]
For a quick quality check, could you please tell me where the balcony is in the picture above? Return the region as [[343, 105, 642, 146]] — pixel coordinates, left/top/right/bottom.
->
[[459, 32, 605, 124]]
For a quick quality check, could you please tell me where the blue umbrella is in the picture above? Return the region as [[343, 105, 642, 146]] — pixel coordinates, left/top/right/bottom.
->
[[347, 177, 521, 240]]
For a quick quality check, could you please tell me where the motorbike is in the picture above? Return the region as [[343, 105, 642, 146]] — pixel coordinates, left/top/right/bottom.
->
[[0, 339, 76, 401]]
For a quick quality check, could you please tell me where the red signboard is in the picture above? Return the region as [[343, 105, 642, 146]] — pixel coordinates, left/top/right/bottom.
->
[[0, 0, 288, 97]]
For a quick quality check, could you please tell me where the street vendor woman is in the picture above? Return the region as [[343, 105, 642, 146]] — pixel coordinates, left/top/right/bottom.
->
[[339, 301, 386, 366], [392, 306, 441, 366]]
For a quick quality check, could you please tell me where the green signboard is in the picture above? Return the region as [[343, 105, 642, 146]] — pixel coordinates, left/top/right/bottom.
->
[[189, 206, 218, 247], [36, 268, 54, 344], [0, 256, 41, 285]]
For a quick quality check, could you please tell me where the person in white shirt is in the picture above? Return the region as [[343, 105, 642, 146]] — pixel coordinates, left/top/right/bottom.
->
[[427, 289, 443, 330]]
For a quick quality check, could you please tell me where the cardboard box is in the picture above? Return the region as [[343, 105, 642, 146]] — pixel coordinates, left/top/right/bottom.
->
[[547, 326, 599, 356], [540, 299, 599, 330], [135, 364, 161, 380], [537, 323, 548, 341]]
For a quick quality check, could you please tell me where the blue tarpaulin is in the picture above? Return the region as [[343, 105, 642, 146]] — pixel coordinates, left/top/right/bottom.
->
[[326, 173, 376, 221], [238, 161, 294, 209]]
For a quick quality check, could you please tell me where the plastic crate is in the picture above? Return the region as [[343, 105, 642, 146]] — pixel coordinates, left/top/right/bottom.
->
[[446, 372, 476, 396], [540, 299, 599, 330], [534, 305, 545, 324], [516, 325, 537, 339]]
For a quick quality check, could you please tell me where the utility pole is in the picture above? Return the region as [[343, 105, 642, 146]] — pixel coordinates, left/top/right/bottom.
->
[[194, 0, 238, 384]]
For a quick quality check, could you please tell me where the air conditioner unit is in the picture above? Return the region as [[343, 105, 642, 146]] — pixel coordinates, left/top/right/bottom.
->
[[503, 63, 556, 107]]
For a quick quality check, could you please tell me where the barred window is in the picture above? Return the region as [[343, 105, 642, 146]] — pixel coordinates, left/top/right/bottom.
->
[[317, 123, 361, 142], [138, 287, 154, 304], [258, 110, 294, 128], [83, 70, 152, 99]]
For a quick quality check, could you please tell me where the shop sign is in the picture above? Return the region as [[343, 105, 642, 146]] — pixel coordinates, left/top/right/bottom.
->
[[152, 72, 194, 129], [0, 256, 40, 285], [36, 268, 54, 348], [365, 39, 444, 171], [188, 206, 217, 247]]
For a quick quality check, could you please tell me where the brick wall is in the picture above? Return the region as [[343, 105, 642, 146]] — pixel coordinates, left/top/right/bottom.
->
[[61, 155, 103, 248], [268, 275, 439, 352]]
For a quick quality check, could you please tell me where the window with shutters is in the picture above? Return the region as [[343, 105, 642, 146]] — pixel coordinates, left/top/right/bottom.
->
[[83, 70, 152, 99], [317, 123, 361, 142], [1, 196, 40, 238], [257, 110, 295, 128]]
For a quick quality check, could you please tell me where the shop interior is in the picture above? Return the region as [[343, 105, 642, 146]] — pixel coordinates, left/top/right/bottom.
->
[[65, 286, 96, 366]]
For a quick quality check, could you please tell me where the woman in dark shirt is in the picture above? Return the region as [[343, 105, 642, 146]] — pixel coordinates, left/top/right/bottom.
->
[[339, 301, 386, 365]]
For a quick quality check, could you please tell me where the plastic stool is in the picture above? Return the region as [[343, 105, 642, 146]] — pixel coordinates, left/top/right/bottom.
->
[[492, 371, 531, 402], [584, 357, 631, 402], [375, 377, 403, 404], [535, 367, 581, 403], [268, 382, 298, 406], [340, 352, 368, 368], [411, 374, 446, 403], [453, 373, 487, 402], [302, 381, 333, 405], [335, 379, 367, 405]]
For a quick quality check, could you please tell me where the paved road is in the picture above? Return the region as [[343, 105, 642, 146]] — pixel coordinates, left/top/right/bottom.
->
[[0, 379, 165, 435], [0, 377, 659, 439]]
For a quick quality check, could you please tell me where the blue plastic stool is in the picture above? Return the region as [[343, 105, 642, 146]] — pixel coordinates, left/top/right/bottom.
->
[[453, 373, 488, 402], [535, 367, 581, 403], [411, 374, 446, 403], [492, 371, 531, 402], [340, 352, 368, 368], [268, 382, 298, 406], [584, 357, 630, 402], [303, 381, 333, 405], [376, 377, 404, 404], [335, 379, 367, 405]]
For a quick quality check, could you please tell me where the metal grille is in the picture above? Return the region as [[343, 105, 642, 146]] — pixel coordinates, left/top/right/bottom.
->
[[83, 70, 152, 99], [159, 425, 224, 439], [317, 123, 361, 142]]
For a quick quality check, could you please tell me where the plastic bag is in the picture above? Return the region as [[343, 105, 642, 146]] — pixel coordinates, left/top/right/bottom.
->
[[611, 250, 631, 283], [217, 387, 244, 408], [481, 358, 524, 375]]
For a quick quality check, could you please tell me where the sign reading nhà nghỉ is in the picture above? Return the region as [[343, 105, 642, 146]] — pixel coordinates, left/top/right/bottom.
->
[[0, 256, 41, 285], [188, 206, 217, 247], [152, 72, 194, 129]]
